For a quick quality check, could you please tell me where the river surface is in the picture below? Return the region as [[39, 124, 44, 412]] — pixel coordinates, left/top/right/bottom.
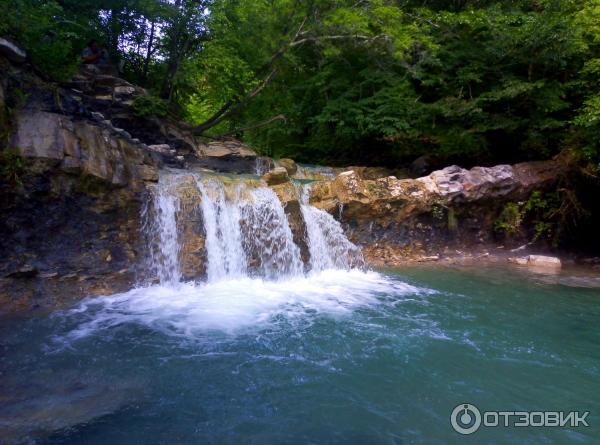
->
[[1, 265, 599, 444]]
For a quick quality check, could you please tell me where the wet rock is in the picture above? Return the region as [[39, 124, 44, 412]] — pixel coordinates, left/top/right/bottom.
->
[[91, 111, 105, 121], [262, 167, 289, 186], [277, 158, 297, 176]]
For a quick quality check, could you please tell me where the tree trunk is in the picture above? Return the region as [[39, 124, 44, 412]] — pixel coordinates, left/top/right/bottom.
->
[[143, 20, 156, 82]]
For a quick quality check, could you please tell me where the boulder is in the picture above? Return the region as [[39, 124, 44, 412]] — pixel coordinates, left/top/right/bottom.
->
[[509, 255, 562, 272], [527, 255, 562, 270], [0, 37, 26, 63], [277, 158, 297, 176], [193, 138, 258, 173], [262, 167, 289, 186]]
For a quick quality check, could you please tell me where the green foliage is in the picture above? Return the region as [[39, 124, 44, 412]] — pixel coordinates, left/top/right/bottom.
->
[[0, 0, 598, 171], [0, 0, 81, 80], [0, 149, 24, 187], [495, 191, 561, 242], [495, 202, 524, 236], [132, 95, 169, 118]]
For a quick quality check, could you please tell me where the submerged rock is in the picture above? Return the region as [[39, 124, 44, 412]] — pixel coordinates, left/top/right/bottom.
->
[[0, 374, 145, 444]]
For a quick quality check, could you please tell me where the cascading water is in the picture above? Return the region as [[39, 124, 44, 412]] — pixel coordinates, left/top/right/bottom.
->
[[240, 187, 304, 279], [196, 178, 247, 281], [299, 184, 364, 272], [145, 171, 360, 284], [143, 173, 183, 285]]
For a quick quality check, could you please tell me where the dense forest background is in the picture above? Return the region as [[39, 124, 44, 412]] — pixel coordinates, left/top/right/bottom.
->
[[1, 0, 598, 170]]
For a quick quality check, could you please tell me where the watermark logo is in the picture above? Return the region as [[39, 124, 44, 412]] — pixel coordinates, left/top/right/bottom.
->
[[450, 403, 590, 435]]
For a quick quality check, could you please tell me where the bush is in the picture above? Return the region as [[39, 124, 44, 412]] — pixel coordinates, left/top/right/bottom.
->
[[0, 0, 81, 81], [132, 95, 169, 118]]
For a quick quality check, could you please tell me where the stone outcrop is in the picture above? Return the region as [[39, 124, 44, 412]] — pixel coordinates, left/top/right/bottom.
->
[[262, 167, 289, 186], [192, 139, 258, 173], [12, 110, 159, 185], [309, 161, 564, 263], [0, 52, 162, 313], [276, 158, 297, 176]]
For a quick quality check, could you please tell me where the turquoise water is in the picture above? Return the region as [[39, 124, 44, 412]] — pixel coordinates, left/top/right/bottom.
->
[[1, 266, 599, 444]]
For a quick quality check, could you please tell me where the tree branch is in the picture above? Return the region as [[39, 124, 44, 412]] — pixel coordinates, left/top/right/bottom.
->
[[192, 69, 279, 134], [213, 114, 287, 138]]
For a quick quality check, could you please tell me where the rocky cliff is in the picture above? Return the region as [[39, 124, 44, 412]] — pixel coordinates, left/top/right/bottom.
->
[[0, 55, 161, 312]]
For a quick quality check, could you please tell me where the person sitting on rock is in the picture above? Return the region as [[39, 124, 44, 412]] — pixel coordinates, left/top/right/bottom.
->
[[81, 39, 110, 66], [81, 39, 119, 76]]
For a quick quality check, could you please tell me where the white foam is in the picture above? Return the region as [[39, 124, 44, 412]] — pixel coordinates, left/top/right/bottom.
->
[[63, 270, 424, 339]]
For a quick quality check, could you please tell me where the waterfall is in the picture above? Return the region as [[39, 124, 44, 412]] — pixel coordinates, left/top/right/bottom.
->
[[300, 185, 364, 272], [144, 172, 361, 285], [241, 187, 304, 279], [196, 178, 247, 281], [143, 173, 182, 285]]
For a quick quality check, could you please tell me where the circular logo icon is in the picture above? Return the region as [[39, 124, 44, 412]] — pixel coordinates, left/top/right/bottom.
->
[[451, 403, 482, 435]]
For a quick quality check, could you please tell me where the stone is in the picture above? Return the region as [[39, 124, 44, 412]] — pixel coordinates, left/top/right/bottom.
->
[[417, 255, 440, 262], [307, 159, 563, 263], [508, 257, 529, 265], [277, 158, 297, 175], [193, 138, 258, 173], [12, 112, 71, 161], [60, 156, 81, 173], [114, 86, 136, 96], [91, 111, 105, 121], [262, 167, 289, 186], [527, 255, 561, 270], [137, 165, 159, 182], [0, 37, 26, 63], [148, 144, 172, 154]]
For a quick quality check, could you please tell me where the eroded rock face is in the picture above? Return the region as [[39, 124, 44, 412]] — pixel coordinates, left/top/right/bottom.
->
[[12, 110, 159, 185], [0, 73, 161, 313], [310, 160, 564, 262]]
